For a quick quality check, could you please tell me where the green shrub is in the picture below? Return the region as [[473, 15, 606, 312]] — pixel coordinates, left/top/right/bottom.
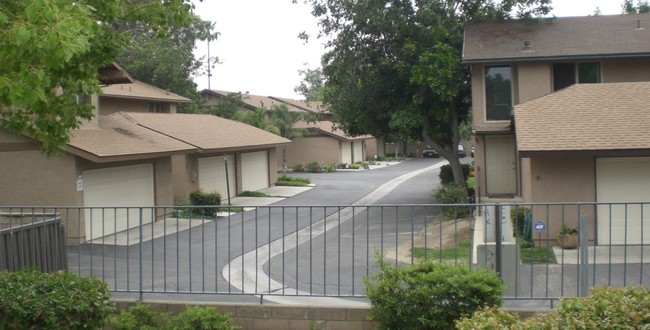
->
[[189, 190, 221, 217], [510, 207, 530, 240], [435, 184, 471, 219], [110, 303, 167, 330], [457, 287, 650, 329], [456, 306, 521, 330], [323, 163, 336, 172], [0, 268, 114, 329], [306, 162, 322, 173], [351, 163, 361, 169], [365, 259, 504, 330], [238, 191, 268, 197], [439, 163, 472, 185], [276, 175, 310, 186], [165, 306, 238, 330], [111, 304, 237, 330], [292, 163, 306, 173]]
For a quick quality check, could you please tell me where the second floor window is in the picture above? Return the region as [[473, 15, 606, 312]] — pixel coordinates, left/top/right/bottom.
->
[[485, 66, 513, 121], [149, 102, 161, 113], [553, 62, 600, 91]]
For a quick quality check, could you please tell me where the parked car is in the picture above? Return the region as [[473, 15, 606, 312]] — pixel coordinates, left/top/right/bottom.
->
[[422, 147, 439, 158], [458, 145, 466, 158]]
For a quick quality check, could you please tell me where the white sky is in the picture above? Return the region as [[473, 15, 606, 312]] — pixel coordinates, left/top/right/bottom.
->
[[192, 0, 624, 99]]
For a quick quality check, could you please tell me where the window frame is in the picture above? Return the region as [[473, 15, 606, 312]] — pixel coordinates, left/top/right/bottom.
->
[[484, 65, 514, 122]]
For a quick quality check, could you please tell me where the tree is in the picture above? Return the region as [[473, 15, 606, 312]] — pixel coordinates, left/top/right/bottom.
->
[[232, 104, 305, 171], [623, 0, 650, 13], [294, 65, 325, 102], [115, 15, 218, 113], [205, 92, 245, 119], [0, 0, 197, 155], [298, 0, 551, 193]]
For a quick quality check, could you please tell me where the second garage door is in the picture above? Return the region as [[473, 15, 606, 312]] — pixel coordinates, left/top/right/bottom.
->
[[596, 157, 650, 244], [82, 164, 154, 241], [241, 151, 269, 192], [198, 156, 236, 199]]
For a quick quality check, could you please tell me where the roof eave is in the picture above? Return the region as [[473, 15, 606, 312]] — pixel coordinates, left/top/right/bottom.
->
[[463, 52, 650, 65], [519, 148, 650, 158]]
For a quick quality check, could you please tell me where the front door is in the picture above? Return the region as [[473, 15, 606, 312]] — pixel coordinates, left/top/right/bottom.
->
[[485, 135, 516, 196]]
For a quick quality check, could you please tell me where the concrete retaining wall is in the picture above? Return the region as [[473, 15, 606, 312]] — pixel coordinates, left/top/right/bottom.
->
[[114, 300, 375, 330]]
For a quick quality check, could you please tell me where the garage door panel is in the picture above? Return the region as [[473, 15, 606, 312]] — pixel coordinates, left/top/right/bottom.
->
[[341, 142, 352, 165], [597, 158, 650, 244], [241, 151, 269, 192], [353, 141, 363, 163], [83, 164, 154, 240], [198, 156, 235, 198]]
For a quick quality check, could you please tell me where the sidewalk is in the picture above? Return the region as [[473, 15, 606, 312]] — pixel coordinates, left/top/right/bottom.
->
[[227, 185, 314, 207]]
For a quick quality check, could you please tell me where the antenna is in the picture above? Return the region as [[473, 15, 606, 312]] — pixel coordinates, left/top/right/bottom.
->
[[207, 39, 212, 90]]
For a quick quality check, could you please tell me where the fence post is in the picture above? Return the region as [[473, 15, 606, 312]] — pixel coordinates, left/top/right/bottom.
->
[[495, 204, 502, 278], [579, 215, 589, 297]]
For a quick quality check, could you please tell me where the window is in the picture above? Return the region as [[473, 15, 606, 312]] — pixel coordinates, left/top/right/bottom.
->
[[149, 102, 161, 113], [553, 62, 600, 91], [485, 66, 513, 121]]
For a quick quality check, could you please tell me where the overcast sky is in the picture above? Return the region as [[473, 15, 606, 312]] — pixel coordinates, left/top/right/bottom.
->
[[192, 0, 625, 100]]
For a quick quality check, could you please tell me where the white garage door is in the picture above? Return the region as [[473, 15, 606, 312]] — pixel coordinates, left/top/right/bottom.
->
[[198, 156, 236, 200], [83, 164, 154, 240], [341, 142, 352, 165], [596, 157, 650, 244], [353, 141, 364, 163], [241, 151, 269, 192]]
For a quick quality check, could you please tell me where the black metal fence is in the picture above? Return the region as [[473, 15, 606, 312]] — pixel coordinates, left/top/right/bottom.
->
[[1, 203, 648, 305]]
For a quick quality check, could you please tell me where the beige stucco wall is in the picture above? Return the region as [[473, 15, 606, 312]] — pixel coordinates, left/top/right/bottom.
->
[[527, 156, 596, 239], [281, 136, 341, 168], [517, 63, 552, 103], [99, 97, 173, 115], [603, 58, 650, 82], [0, 150, 79, 206], [171, 154, 198, 204]]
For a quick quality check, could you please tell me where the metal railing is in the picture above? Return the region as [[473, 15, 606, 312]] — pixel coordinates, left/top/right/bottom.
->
[[1, 203, 648, 304]]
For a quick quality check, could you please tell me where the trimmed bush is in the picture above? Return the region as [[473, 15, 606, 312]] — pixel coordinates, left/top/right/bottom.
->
[[435, 184, 471, 219], [292, 163, 306, 172], [439, 163, 472, 185], [457, 287, 650, 329], [365, 259, 504, 330], [189, 190, 221, 217], [0, 268, 114, 329], [110, 303, 167, 330], [111, 304, 237, 330], [165, 306, 238, 330]]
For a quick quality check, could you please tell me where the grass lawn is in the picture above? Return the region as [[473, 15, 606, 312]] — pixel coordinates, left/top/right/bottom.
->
[[412, 241, 472, 264], [519, 244, 557, 264]]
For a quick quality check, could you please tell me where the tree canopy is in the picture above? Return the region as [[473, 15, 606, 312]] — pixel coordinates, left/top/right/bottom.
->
[[294, 65, 325, 102], [115, 14, 217, 113], [299, 0, 551, 190], [0, 0, 198, 154]]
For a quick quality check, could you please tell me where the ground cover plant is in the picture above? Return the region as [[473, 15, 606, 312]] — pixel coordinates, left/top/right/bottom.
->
[[276, 175, 311, 186]]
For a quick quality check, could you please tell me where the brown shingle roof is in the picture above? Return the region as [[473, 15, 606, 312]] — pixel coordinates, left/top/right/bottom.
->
[[515, 82, 650, 155], [268, 97, 331, 115], [202, 90, 306, 113], [293, 120, 372, 141], [68, 113, 194, 162], [101, 80, 191, 103], [124, 112, 291, 153], [463, 14, 650, 64]]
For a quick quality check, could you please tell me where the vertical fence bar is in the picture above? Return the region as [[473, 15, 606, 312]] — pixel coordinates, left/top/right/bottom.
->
[[139, 208, 143, 300], [579, 215, 589, 297]]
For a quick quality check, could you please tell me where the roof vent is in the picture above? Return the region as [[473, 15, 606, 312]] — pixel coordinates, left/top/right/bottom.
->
[[522, 40, 534, 52]]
